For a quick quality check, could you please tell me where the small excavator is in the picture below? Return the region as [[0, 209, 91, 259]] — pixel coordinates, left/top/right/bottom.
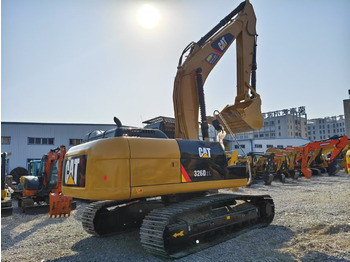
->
[[299, 135, 348, 178], [62, 1, 274, 258], [266, 147, 301, 180], [18, 146, 73, 216]]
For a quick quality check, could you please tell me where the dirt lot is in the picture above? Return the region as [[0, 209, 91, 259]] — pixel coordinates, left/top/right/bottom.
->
[[2, 171, 350, 262]]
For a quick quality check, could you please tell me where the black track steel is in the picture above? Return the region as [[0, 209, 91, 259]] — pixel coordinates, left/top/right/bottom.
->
[[140, 194, 274, 258]]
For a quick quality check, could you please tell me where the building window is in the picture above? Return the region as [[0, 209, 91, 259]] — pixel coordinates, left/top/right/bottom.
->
[[266, 144, 273, 148], [28, 137, 54, 145], [254, 144, 263, 148], [277, 145, 284, 149], [234, 144, 245, 149], [1, 136, 11, 144], [70, 139, 82, 146]]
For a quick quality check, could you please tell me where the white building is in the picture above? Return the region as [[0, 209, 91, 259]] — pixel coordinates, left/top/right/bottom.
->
[[1, 122, 115, 173], [307, 115, 346, 141], [235, 106, 308, 140]]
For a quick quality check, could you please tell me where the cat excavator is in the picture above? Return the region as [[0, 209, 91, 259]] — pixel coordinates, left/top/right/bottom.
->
[[62, 1, 274, 258]]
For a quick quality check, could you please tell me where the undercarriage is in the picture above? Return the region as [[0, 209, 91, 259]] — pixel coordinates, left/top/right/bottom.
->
[[81, 193, 274, 258]]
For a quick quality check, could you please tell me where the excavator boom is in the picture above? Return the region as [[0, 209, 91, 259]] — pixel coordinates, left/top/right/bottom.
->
[[173, 0, 262, 140]]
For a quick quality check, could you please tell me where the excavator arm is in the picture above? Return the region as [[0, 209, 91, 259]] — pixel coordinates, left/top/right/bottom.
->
[[173, 0, 262, 140]]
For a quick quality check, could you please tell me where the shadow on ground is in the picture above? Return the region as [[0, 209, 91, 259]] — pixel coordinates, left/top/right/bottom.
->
[[47, 225, 302, 262]]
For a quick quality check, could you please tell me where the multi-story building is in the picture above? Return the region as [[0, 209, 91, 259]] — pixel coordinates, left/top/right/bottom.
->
[[235, 106, 308, 140], [307, 115, 346, 141]]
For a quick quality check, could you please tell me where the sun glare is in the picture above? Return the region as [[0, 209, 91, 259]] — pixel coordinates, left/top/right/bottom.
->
[[137, 4, 160, 29]]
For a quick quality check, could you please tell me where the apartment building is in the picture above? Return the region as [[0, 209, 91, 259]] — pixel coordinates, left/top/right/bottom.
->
[[307, 115, 346, 141], [235, 106, 308, 140]]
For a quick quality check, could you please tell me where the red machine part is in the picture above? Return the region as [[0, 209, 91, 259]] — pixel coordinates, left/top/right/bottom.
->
[[47, 146, 73, 217]]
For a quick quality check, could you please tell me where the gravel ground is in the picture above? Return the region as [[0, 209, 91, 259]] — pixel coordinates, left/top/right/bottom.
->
[[2, 170, 350, 262]]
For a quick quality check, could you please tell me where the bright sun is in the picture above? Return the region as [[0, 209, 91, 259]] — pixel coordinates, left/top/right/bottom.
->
[[137, 4, 160, 29]]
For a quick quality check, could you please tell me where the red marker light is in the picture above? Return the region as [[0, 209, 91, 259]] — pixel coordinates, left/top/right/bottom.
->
[[104, 176, 107, 181]]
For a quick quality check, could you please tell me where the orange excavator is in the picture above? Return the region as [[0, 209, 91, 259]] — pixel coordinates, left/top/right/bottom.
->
[[19, 146, 73, 216], [300, 135, 348, 179]]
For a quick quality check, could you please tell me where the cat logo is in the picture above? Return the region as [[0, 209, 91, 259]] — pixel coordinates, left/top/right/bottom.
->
[[65, 157, 80, 185], [217, 36, 228, 51], [211, 33, 234, 54], [198, 147, 211, 158]]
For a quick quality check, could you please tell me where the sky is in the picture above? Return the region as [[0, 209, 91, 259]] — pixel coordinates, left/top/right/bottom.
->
[[2, 0, 350, 127]]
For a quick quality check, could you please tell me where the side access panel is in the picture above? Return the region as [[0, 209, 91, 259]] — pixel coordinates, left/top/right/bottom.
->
[[129, 138, 181, 187]]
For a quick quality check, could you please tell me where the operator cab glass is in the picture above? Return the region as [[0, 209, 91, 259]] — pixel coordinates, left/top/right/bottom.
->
[[83, 126, 168, 143], [49, 161, 58, 189]]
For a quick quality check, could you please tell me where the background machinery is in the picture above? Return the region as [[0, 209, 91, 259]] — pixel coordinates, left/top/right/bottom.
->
[[19, 146, 73, 215], [62, 1, 274, 258], [1, 152, 13, 217], [299, 135, 348, 178], [266, 147, 301, 180]]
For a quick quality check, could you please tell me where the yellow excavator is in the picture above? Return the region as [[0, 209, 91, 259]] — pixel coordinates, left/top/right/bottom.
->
[[62, 1, 274, 258]]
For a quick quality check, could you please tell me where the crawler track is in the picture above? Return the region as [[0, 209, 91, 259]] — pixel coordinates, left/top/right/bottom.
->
[[82, 199, 163, 236], [81, 194, 274, 258], [140, 194, 274, 258]]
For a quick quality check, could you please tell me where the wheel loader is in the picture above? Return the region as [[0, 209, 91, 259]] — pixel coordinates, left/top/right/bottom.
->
[[62, 0, 274, 258]]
